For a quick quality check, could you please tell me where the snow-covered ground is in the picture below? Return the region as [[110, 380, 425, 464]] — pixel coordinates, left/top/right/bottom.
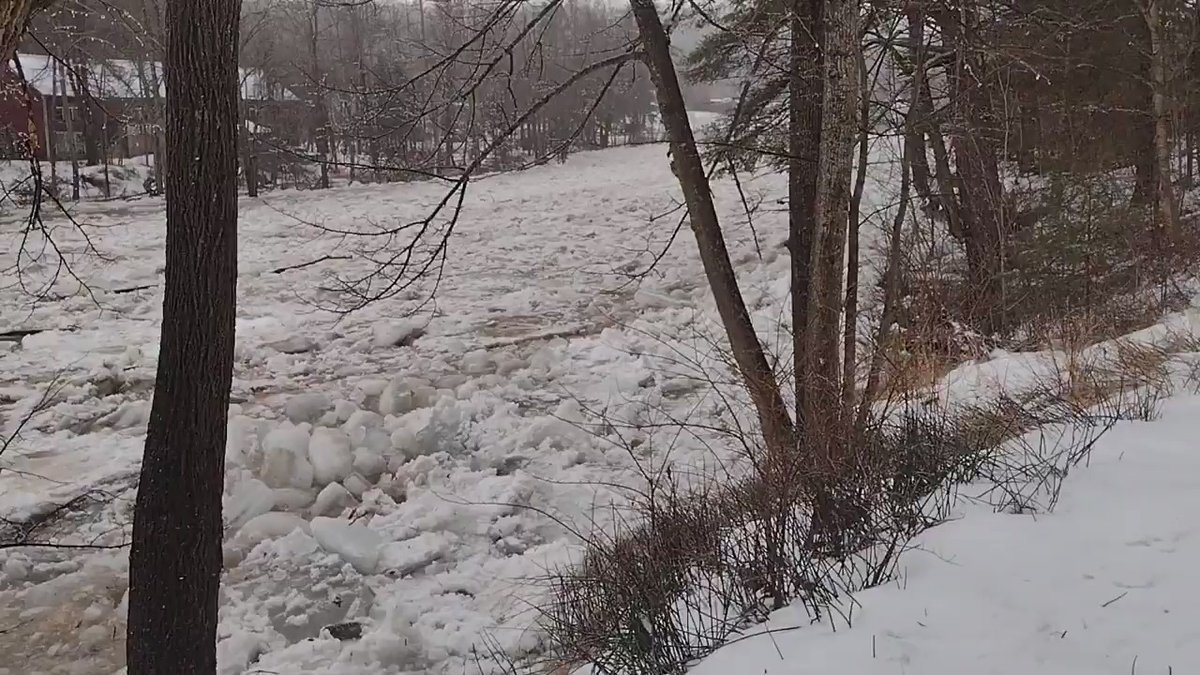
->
[[5, 134, 1196, 675], [692, 389, 1200, 674]]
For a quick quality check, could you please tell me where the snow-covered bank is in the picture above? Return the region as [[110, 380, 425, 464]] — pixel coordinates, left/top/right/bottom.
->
[[691, 390, 1200, 674]]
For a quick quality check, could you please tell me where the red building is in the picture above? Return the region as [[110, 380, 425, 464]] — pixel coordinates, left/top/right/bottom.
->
[[0, 53, 298, 162]]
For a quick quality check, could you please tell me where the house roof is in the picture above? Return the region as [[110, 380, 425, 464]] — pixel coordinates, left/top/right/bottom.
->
[[12, 53, 298, 102]]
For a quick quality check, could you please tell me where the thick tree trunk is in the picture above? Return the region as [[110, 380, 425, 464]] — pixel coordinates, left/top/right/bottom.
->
[[789, 0, 822, 432], [628, 0, 795, 462], [126, 0, 241, 671]]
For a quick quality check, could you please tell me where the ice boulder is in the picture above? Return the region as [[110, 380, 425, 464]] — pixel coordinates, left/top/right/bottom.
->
[[378, 532, 453, 577], [389, 427, 421, 461], [286, 393, 333, 424], [344, 410, 384, 444], [273, 487, 316, 511], [378, 378, 435, 416], [308, 427, 354, 485], [267, 335, 318, 354], [259, 424, 315, 489], [224, 478, 276, 530], [342, 473, 372, 499], [232, 512, 309, 550], [372, 320, 425, 349], [461, 349, 494, 375], [310, 517, 384, 574], [312, 481, 357, 517], [352, 447, 386, 482]]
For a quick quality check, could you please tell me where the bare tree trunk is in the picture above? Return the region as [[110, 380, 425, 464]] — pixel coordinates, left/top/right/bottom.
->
[[310, 0, 330, 189], [789, 0, 822, 432], [804, 0, 858, 441], [1144, 0, 1181, 239], [842, 49, 870, 420], [628, 0, 795, 462], [126, 0, 241, 670], [903, 4, 936, 217], [798, 0, 859, 547]]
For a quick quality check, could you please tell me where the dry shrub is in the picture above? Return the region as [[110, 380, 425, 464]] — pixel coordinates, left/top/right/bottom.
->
[[535, 397, 1117, 674]]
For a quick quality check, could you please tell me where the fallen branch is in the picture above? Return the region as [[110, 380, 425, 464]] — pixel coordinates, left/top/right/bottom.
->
[[0, 328, 42, 342], [113, 284, 156, 295], [271, 255, 351, 274]]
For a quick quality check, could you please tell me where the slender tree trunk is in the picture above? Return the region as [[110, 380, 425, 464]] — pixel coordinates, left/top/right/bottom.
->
[[789, 0, 822, 432], [923, 80, 963, 239], [804, 0, 858, 442], [126, 0, 241, 671], [904, 4, 935, 215], [628, 0, 795, 462], [842, 49, 870, 420], [1144, 0, 1181, 239], [310, 0, 330, 189]]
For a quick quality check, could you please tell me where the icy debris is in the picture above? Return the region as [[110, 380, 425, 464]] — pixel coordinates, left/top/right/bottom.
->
[[285, 392, 333, 424], [272, 487, 316, 511], [217, 631, 267, 675], [379, 532, 454, 577], [352, 379, 388, 410], [308, 427, 354, 485], [267, 335, 318, 354], [226, 414, 258, 468], [633, 287, 685, 309], [352, 447, 386, 482], [323, 621, 363, 641], [312, 482, 357, 517], [88, 366, 124, 397], [309, 517, 383, 574], [97, 399, 150, 430], [232, 512, 309, 551], [389, 427, 420, 459], [461, 349, 495, 375], [494, 352, 529, 376], [259, 423, 315, 489], [372, 320, 425, 349], [378, 377, 437, 416], [344, 410, 383, 443], [224, 478, 276, 530], [342, 472, 372, 499], [2, 555, 30, 583]]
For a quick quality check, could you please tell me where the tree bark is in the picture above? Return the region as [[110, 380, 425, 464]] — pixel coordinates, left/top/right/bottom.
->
[[789, 0, 822, 434], [1144, 0, 1181, 239], [804, 0, 858, 443], [126, 0, 241, 671], [628, 0, 796, 462], [842, 48, 870, 420]]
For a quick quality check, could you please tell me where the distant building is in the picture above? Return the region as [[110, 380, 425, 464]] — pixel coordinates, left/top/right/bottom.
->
[[0, 53, 300, 161]]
